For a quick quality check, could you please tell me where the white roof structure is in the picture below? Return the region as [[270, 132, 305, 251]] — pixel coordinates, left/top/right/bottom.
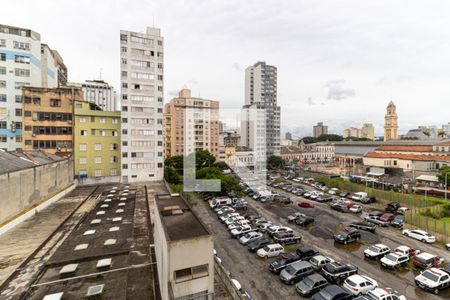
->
[[116, 209, 124, 213], [120, 197, 127, 201], [104, 199, 112, 203], [118, 203, 125, 207], [112, 217, 122, 222], [100, 204, 109, 208], [74, 243, 89, 251], [83, 230, 96, 236], [96, 211, 105, 215], [416, 175, 439, 182], [43, 292, 64, 300], [59, 263, 78, 275], [96, 258, 112, 268], [109, 226, 120, 232], [90, 219, 101, 225], [104, 239, 117, 246]]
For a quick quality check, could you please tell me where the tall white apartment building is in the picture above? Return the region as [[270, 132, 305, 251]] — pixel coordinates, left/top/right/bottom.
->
[[240, 61, 280, 156], [0, 24, 60, 150], [120, 27, 164, 182], [82, 80, 117, 111]]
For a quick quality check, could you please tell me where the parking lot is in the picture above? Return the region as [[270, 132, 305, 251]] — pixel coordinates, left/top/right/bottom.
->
[[191, 179, 450, 300]]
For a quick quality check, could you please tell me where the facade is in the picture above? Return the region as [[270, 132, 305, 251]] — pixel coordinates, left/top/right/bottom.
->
[[73, 100, 121, 182], [280, 142, 335, 164], [285, 132, 292, 140], [384, 101, 398, 141], [80, 80, 117, 112], [22, 86, 82, 154], [120, 27, 164, 182], [442, 123, 450, 136], [154, 193, 214, 300], [164, 89, 220, 159], [313, 122, 328, 138], [0, 24, 63, 150], [343, 127, 362, 138], [361, 123, 375, 140], [241, 61, 280, 156]]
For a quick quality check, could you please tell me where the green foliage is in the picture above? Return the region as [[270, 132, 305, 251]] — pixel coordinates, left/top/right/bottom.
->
[[300, 136, 316, 144], [274, 177, 286, 183], [165, 156, 184, 174], [267, 155, 284, 170], [194, 150, 216, 169], [164, 166, 182, 184], [437, 164, 450, 187], [213, 161, 229, 170], [344, 136, 371, 141], [317, 134, 344, 142]]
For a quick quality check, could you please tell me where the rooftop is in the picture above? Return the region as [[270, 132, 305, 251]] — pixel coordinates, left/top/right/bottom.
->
[[156, 194, 209, 242], [365, 152, 450, 162], [376, 145, 434, 152], [0, 150, 66, 175]]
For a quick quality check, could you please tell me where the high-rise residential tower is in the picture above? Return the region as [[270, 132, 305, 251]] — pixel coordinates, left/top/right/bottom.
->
[[313, 122, 328, 138], [241, 61, 280, 156], [0, 24, 64, 150], [384, 101, 398, 141], [164, 88, 220, 159], [120, 27, 164, 183]]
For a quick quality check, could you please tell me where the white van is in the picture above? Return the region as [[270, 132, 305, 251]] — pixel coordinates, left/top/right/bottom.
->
[[257, 243, 284, 259], [351, 192, 368, 201], [209, 197, 232, 208]]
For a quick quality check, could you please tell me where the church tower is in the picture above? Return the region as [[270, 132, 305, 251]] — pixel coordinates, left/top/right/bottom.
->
[[384, 101, 398, 141]]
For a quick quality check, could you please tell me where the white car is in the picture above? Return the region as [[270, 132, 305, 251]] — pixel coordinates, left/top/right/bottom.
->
[[267, 226, 293, 236], [402, 229, 436, 243], [329, 188, 339, 195], [350, 204, 363, 213], [309, 255, 335, 270], [364, 244, 390, 259], [364, 287, 406, 300], [230, 226, 253, 238], [446, 243, 450, 251], [225, 216, 244, 226], [394, 245, 420, 257], [258, 222, 273, 232], [256, 243, 284, 259], [228, 220, 250, 230], [415, 267, 450, 294], [380, 253, 409, 269], [343, 274, 378, 296], [239, 231, 263, 245]]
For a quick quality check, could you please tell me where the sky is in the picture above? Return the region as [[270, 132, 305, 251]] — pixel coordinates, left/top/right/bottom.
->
[[3, 0, 450, 138]]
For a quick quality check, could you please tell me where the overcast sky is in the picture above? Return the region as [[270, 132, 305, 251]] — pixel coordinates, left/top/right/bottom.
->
[[4, 0, 450, 137]]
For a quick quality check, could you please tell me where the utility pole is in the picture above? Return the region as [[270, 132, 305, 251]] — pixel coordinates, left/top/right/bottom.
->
[[446, 172, 448, 201]]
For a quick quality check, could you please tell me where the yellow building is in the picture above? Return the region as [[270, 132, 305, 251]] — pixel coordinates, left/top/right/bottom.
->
[[74, 100, 121, 181], [22, 86, 82, 154], [384, 101, 399, 141]]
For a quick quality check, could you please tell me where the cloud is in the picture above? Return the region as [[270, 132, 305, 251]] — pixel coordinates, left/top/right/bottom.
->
[[232, 63, 242, 72], [187, 79, 199, 85], [307, 97, 316, 105], [323, 80, 355, 101], [168, 90, 179, 97]]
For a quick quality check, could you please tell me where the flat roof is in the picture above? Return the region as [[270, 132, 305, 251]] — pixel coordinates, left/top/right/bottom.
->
[[156, 194, 209, 241]]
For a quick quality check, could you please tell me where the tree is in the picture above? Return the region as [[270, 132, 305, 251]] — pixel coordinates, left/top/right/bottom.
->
[[164, 166, 181, 184], [438, 164, 450, 188], [317, 134, 344, 142], [267, 155, 283, 170], [213, 161, 229, 170], [300, 136, 316, 144], [195, 150, 216, 169], [164, 155, 184, 174]]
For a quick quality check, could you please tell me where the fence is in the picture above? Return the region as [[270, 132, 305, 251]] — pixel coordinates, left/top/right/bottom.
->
[[405, 206, 450, 243]]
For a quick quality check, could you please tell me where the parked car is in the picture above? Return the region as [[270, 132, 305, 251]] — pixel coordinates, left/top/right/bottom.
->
[[339, 192, 351, 198], [279, 260, 315, 285], [396, 207, 409, 215], [352, 192, 368, 202], [258, 222, 274, 232], [348, 222, 376, 233], [268, 252, 301, 274], [363, 244, 390, 259], [391, 215, 404, 228], [402, 229, 436, 243], [380, 252, 409, 269], [296, 274, 329, 297], [267, 226, 293, 237], [309, 255, 334, 270], [317, 195, 334, 202], [350, 204, 363, 213], [343, 274, 378, 296], [239, 231, 263, 245], [322, 262, 358, 284], [298, 201, 314, 208], [415, 267, 450, 294], [385, 202, 400, 213], [412, 252, 444, 269], [257, 243, 284, 259], [394, 245, 420, 257], [312, 284, 353, 300], [334, 227, 361, 244], [361, 196, 376, 204], [295, 215, 315, 227], [354, 287, 406, 300], [247, 239, 272, 252], [287, 212, 306, 222], [331, 203, 349, 213], [230, 225, 254, 238], [379, 213, 395, 223], [328, 188, 339, 195], [296, 246, 320, 260]]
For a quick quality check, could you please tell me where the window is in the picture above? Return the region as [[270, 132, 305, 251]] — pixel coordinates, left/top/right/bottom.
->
[[0, 121, 6, 129], [32, 97, 40, 105], [110, 143, 118, 150], [0, 80, 6, 88], [120, 34, 127, 42], [122, 129, 127, 135], [15, 68, 30, 77], [15, 108, 22, 116], [122, 83, 128, 88], [0, 39, 5, 47], [130, 72, 155, 80], [14, 55, 30, 64], [75, 103, 82, 109], [80, 130, 87, 136], [110, 169, 117, 176], [50, 99, 61, 107], [99, 117, 105, 124], [91, 129, 95, 136], [122, 152, 128, 158], [80, 143, 87, 151], [95, 143, 102, 151], [80, 116, 86, 123], [15, 95, 22, 103], [15, 82, 29, 90], [0, 94, 5, 102], [99, 130, 106, 137], [0, 53, 6, 61], [0, 135, 7, 143], [79, 157, 87, 164], [91, 116, 95, 122], [110, 156, 118, 163], [158, 40, 163, 46], [121, 58, 127, 65], [121, 71, 127, 77], [13, 41, 30, 50], [0, 66, 5, 74], [95, 157, 102, 164], [95, 170, 102, 177], [122, 164, 128, 169], [174, 264, 209, 283], [121, 46, 127, 53], [112, 118, 119, 124]]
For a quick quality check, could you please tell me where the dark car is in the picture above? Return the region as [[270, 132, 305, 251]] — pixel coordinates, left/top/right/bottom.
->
[[322, 262, 358, 284], [348, 222, 376, 233], [361, 196, 376, 204], [247, 239, 272, 252], [317, 195, 334, 202], [386, 202, 401, 213], [296, 246, 320, 260], [268, 252, 301, 274], [391, 215, 404, 228], [331, 203, 349, 213], [312, 285, 353, 300], [295, 215, 315, 227], [339, 192, 351, 198], [368, 210, 384, 219], [296, 274, 328, 297], [279, 261, 315, 285], [334, 227, 361, 244]]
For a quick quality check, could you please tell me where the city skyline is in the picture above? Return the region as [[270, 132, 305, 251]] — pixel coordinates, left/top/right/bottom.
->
[[2, 1, 450, 137]]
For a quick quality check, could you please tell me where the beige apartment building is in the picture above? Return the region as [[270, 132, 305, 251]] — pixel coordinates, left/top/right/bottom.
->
[[164, 89, 220, 159]]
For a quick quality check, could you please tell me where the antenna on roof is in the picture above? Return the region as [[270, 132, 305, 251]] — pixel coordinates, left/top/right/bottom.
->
[[98, 69, 103, 81], [153, 14, 155, 27]]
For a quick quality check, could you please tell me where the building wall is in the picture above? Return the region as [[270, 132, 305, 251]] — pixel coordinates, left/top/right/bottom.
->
[[154, 205, 169, 300], [81, 80, 117, 112], [0, 157, 73, 224], [120, 27, 164, 182], [73, 100, 120, 181], [22, 86, 82, 154]]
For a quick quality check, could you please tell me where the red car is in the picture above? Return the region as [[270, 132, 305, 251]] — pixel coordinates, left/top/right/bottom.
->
[[380, 213, 395, 223], [298, 201, 314, 208]]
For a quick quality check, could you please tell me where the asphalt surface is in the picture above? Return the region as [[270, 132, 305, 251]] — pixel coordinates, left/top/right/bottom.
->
[[191, 183, 450, 300]]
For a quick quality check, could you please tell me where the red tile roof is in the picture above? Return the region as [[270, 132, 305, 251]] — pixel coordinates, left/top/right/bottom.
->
[[436, 140, 450, 146], [365, 152, 450, 161], [376, 145, 433, 152]]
